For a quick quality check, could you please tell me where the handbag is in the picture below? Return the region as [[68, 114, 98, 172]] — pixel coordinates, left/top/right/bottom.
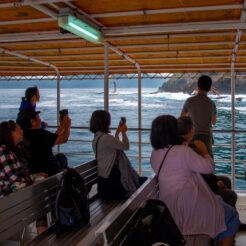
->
[[95, 134, 127, 200], [124, 145, 185, 246]]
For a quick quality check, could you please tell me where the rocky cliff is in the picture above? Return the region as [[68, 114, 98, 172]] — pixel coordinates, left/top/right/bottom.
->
[[158, 73, 246, 94]]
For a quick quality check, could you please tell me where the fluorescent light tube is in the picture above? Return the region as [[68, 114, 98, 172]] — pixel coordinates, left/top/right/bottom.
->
[[58, 15, 101, 43]]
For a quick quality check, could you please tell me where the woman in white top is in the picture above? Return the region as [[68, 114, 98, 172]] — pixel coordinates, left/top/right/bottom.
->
[[90, 110, 142, 200]]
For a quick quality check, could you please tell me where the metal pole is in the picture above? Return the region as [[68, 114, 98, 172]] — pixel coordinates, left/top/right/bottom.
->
[[57, 73, 61, 125], [231, 67, 236, 189], [136, 64, 142, 175], [104, 42, 109, 111]]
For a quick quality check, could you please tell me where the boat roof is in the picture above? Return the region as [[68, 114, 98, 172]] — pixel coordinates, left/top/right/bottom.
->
[[0, 0, 246, 76]]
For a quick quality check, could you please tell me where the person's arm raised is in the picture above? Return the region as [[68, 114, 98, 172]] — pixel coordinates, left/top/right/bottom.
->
[[54, 116, 71, 145], [114, 124, 129, 150]]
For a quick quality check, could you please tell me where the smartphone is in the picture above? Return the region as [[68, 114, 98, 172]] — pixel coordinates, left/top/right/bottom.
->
[[119, 116, 126, 126], [59, 109, 68, 121]]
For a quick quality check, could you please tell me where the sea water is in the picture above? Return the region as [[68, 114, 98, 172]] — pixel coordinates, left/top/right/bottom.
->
[[0, 88, 245, 189]]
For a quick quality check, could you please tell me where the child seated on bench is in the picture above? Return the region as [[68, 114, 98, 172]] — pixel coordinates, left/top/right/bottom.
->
[[89, 110, 146, 200]]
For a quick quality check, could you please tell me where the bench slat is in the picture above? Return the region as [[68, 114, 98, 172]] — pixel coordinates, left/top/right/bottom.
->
[[75, 160, 96, 174]]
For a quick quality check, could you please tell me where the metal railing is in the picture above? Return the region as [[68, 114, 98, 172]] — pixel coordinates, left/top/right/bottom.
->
[[54, 125, 246, 191]]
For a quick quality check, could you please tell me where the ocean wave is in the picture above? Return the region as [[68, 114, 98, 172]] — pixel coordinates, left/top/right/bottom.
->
[[0, 105, 18, 109], [144, 92, 190, 101]]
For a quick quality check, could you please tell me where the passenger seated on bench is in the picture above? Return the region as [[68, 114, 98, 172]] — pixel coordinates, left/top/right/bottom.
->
[[0, 120, 32, 197], [19, 86, 47, 129], [178, 116, 237, 208], [150, 115, 239, 246], [89, 110, 145, 200], [16, 108, 70, 177]]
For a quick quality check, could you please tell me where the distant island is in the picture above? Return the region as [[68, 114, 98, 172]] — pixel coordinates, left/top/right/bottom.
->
[[158, 73, 246, 94]]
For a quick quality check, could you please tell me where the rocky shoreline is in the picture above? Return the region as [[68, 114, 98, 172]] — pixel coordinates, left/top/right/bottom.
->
[[158, 73, 246, 94]]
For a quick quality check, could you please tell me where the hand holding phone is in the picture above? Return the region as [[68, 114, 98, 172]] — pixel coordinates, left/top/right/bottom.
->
[[119, 116, 126, 126], [59, 109, 68, 121]]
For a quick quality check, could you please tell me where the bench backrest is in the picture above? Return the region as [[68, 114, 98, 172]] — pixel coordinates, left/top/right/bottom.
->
[[0, 160, 97, 241], [95, 176, 158, 246]]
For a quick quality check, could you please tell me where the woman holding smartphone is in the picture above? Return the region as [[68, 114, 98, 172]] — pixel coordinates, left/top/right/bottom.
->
[[89, 110, 142, 200]]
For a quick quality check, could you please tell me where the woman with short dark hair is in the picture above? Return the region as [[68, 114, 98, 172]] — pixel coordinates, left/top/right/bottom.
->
[[0, 120, 32, 197], [150, 115, 239, 246], [90, 110, 141, 200], [89, 110, 111, 134]]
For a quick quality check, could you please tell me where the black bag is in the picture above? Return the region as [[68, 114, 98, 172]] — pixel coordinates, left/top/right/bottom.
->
[[201, 173, 219, 192], [55, 168, 90, 235], [124, 199, 186, 246]]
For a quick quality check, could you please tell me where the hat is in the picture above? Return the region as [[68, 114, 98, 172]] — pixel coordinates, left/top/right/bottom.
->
[[17, 108, 40, 130]]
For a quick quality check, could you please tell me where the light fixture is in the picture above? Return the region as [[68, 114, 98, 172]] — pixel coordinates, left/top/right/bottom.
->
[[58, 14, 102, 43]]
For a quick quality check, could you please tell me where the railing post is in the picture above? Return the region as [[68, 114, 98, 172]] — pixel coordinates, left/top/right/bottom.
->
[[104, 42, 109, 111], [136, 65, 142, 175], [57, 73, 61, 152], [231, 67, 236, 189]]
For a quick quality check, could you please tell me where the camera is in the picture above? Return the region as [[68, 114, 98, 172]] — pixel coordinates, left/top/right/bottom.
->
[[59, 109, 68, 121], [119, 116, 126, 126]]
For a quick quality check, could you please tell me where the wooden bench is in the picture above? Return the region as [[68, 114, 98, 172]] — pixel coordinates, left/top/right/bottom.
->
[[94, 177, 211, 246], [93, 176, 158, 246], [0, 160, 123, 246]]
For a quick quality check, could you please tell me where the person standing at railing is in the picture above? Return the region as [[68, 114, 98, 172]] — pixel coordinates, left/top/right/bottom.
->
[[16, 108, 71, 177], [180, 75, 216, 156]]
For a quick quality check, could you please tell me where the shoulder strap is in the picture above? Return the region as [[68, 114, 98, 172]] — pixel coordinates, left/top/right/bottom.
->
[[156, 145, 174, 182], [95, 133, 104, 160]]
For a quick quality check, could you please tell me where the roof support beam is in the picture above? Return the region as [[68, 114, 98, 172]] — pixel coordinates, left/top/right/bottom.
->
[[0, 18, 53, 25], [1, 49, 233, 58], [104, 21, 246, 36], [0, 67, 239, 74], [2, 62, 244, 69], [0, 31, 235, 43], [231, 1, 246, 67], [92, 4, 243, 18], [116, 41, 234, 49], [105, 31, 236, 40], [12, 47, 244, 54], [0, 47, 61, 119], [0, 0, 72, 8], [0, 31, 74, 43], [2, 40, 235, 49], [28, 3, 58, 19], [0, 55, 232, 63]]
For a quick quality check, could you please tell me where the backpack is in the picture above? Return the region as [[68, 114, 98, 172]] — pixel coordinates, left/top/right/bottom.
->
[[55, 168, 90, 235], [124, 199, 186, 246]]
